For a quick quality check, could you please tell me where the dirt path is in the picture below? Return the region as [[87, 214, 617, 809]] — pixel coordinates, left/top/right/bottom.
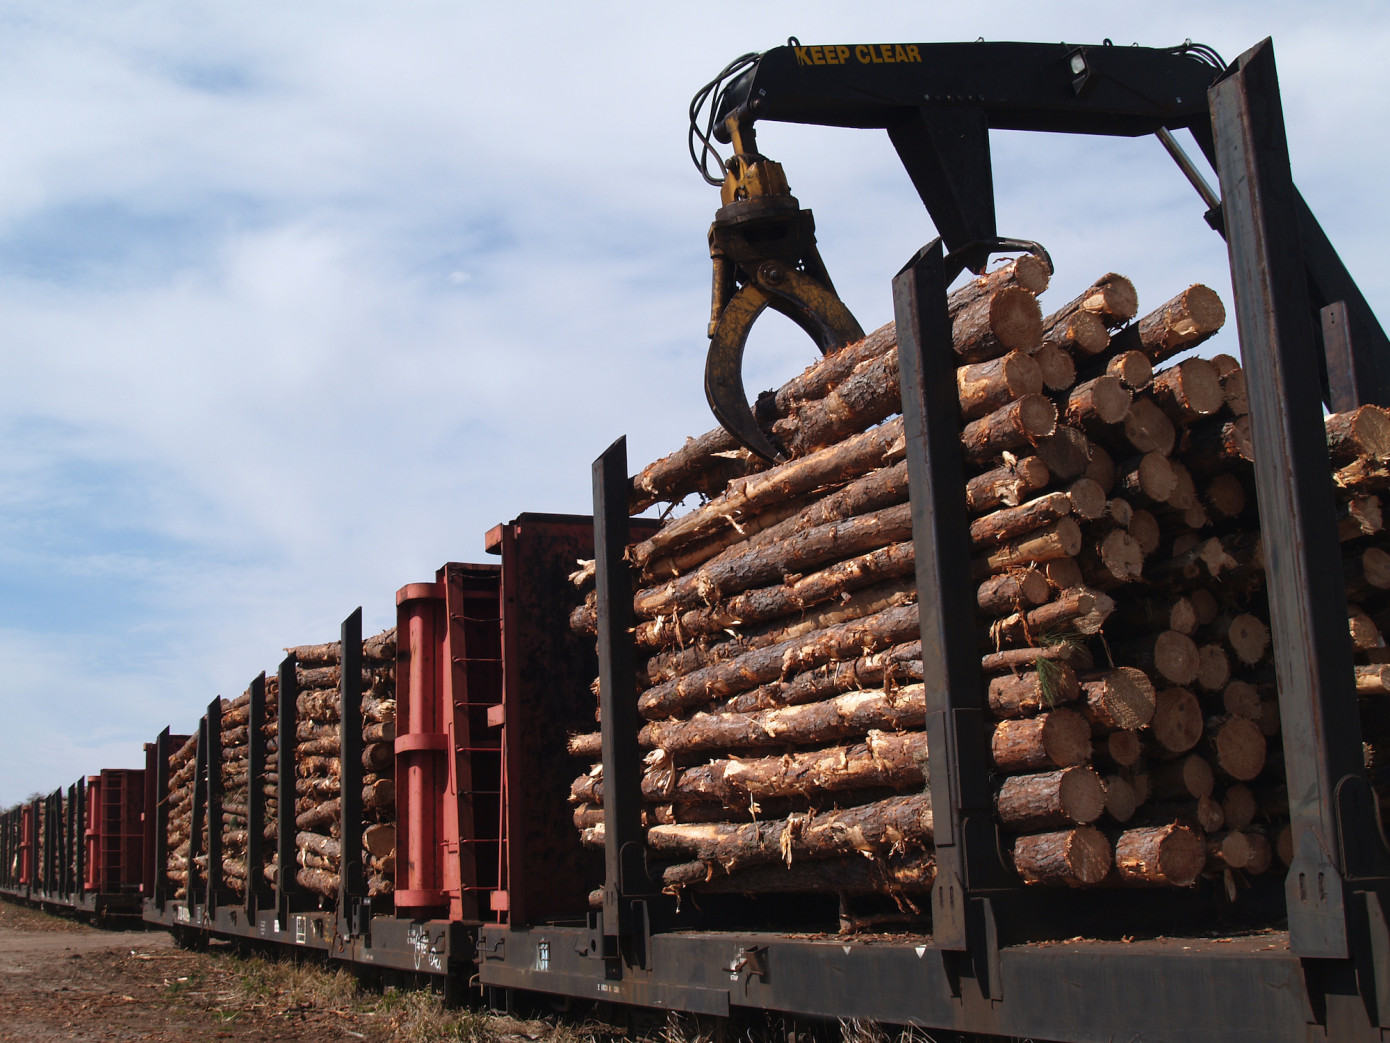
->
[[0, 901, 392, 1041]]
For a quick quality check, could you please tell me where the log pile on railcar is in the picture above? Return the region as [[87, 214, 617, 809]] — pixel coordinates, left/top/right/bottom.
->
[[568, 258, 1390, 909], [285, 628, 398, 900]]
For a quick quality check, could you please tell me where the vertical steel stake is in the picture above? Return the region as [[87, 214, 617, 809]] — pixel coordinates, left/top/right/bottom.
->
[[246, 672, 268, 914], [340, 608, 366, 921]]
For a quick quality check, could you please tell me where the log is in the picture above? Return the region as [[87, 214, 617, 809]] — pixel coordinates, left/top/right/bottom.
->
[[1195, 645, 1232, 693], [1049, 273, 1139, 333], [969, 492, 1073, 547], [1034, 426, 1095, 481], [986, 664, 1081, 718], [951, 254, 1052, 312], [1150, 358, 1225, 423], [988, 588, 1114, 645], [1223, 613, 1271, 666], [638, 684, 928, 756], [1112, 823, 1206, 886], [1032, 343, 1077, 392], [363, 823, 396, 859], [1207, 716, 1266, 781], [1122, 398, 1177, 456], [1128, 509, 1160, 556], [980, 642, 1094, 675], [1221, 784, 1258, 831], [297, 831, 340, 860], [712, 641, 923, 716], [634, 540, 916, 648], [1093, 731, 1142, 770], [1116, 451, 1176, 507], [295, 867, 339, 899], [1356, 664, 1390, 695], [1150, 688, 1205, 756], [637, 602, 922, 718], [960, 395, 1058, 466], [1184, 416, 1255, 476], [1116, 631, 1200, 687], [296, 799, 340, 832], [1011, 827, 1112, 886], [1041, 556, 1084, 592], [1346, 546, 1390, 601], [1103, 775, 1139, 823], [977, 568, 1051, 617], [994, 766, 1106, 832], [643, 729, 928, 807], [628, 416, 908, 574], [1131, 285, 1226, 364], [1080, 668, 1156, 731], [644, 792, 933, 871], [1326, 406, 1390, 463], [1106, 350, 1153, 390], [1221, 366, 1249, 417], [1148, 754, 1215, 801], [1067, 478, 1109, 521], [975, 517, 1082, 576], [951, 284, 1045, 364], [1042, 307, 1110, 358], [957, 351, 1044, 421], [1204, 473, 1247, 520], [1065, 376, 1132, 432], [1079, 529, 1144, 589], [990, 709, 1093, 772], [965, 456, 1051, 514], [661, 851, 937, 897]]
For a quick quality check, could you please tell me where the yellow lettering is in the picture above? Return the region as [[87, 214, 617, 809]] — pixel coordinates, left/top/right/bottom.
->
[[870, 46, 882, 63], [879, 44, 895, 63], [794, 46, 811, 66], [894, 45, 909, 63], [855, 45, 871, 63], [906, 44, 922, 61], [836, 45, 851, 64], [825, 45, 838, 64], [810, 46, 825, 65]]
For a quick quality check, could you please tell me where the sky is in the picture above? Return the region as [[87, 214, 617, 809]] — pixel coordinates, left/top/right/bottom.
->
[[1, 1, 1387, 804]]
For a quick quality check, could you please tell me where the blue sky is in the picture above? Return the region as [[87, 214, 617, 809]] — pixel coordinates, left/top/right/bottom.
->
[[2, 2, 1387, 803]]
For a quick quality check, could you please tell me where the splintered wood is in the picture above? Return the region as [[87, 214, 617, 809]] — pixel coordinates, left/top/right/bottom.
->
[[572, 257, 1390, 916]]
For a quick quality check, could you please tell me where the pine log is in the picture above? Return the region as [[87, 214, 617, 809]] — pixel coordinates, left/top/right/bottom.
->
[[990, 708, 1093, 772], [660, 851, 937, 897], [295, 867, 339, 899], [1356, 664, 1390, 695], [1116, 451, 1176, 507], [1150, 358, 1225, 423], [712, 641, 923, 716], [980, 642, 1094, 675], [643, 729, 928, 806], [1149, 754, 1215, 801], [363, 823, 396, 859], [1067, 478, 1109, 521], [988, 588, 1114, 645], [969, 492, 1073, 547], [974, 517, 1082, 576], [628, 416, 908, 574], [637, 602, 922, 718], [1326, 406, 1390, 462], [1207, 716, 1267, 781], [296, 799, 340, 832], [1041, 556, 1085, 592], [1103, 775, 1139, 823], [960, 395, 1058, 466], [994, 766, 1106, 832], [952, 285, 1045, 364], [1338, 495, 1383, 542], [1122, 398, 1177, 456], [1079, 529, 1144, 589], [977, 568, 1051, 617], [951, 254, 1052, 312], [1204, 472, 1247, 520], [1150, 687, 1205, 756], [1221, 784, 1258, 831], [957, 351, 1044, 421], [1012, 827, 1112, 885], [1346, 546, 1390, 601], [1117, 631, 1200, 687], [1042, 307, 1110, 358], [1222, 680, 1262, 720], [635, 539, 916, 648], [986, 664, 1081, 718], [1195, 645, 1232, 693], [638, 684, 928, 756], [1034, 426, 1095, 481], [1065, 376, 1132, 432], [1106, 350, 1153, 390], [965, 456, 1051, 513], [1093, 731, 1142, 770], [1080, 668, 1156, 731], [1128, 509, 1161, 556], [1132, 285, 1226, 364], [1112, 823, 1206, 886], [1032, 343, 1077, 392], [1223, 613, 1271, 666], [1221, 366, 1249, 416], [644, 792, 933, 871], [1049, 274, 1139, 333], [1184, 416, 1255, 476]]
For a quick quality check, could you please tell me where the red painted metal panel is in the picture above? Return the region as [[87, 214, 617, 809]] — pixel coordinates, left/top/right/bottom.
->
[[395, 565, 503, 922], [84, 775, 102, 892], [81, 769, 145, 894]]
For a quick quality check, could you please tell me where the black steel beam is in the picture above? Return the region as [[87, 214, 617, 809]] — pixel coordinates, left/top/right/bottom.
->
[[69, 781, 80, 899], [892, 240, 1007, 953], [276, 654, 303, 915], [153, 728, 171, 909], [1209, 38, 1386, 960], [593, 436, 650, 948], [339, 608, 365, 918], [246, 672, 268, 913], [206, 697, 225, 911], [189, 717, 207, 903]]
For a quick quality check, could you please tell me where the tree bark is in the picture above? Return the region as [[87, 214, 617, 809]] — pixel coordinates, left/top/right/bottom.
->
[[1112, 823, 1206, 886], [987, 664, 1081, 718], [994, 766, 1106, 832], [990, 708, 1093, 772], [961, 395, 1057, 467], [1011, 826, 1111, 885], [1150, 358, 1225, 423], [965, 456, 1051, 514], [957, 351, 1044, 421], [1132, 285, 1226, 364], [1080, 668, 1156, 731]]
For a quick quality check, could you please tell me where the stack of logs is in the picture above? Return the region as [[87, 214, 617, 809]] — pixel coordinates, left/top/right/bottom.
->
[[567, 254, 1390, 910], [289, 627, 398, 902], [218, 679, 279, 892], [166, 732, 198, 897]]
